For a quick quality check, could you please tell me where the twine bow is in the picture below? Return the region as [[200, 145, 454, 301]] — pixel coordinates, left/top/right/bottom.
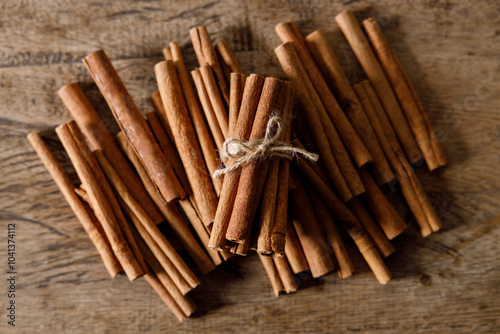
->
[[213, 115, 319, 178]]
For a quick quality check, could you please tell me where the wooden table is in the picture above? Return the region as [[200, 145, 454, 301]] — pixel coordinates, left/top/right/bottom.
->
[[2, 0, 500, 332]]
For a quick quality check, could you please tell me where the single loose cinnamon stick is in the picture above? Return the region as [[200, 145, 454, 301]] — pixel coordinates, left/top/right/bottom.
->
[[146, 111, 195, 196], [56, 122, 143, 281], [155, 60, 219, 226], [191, 68, 226, 151], [95, 150, 201, 291], [200, 65, 229, 138], [58, 83, 164, 225], [358, 168, 407, 239], [27, 131, 122, 278], [226, 77, 291, 243], [363, 17, 445, 170], [306, 185, 354, 279], [259, 255, 283, 297], [83, 50, 185, 203], [304, 30, 395, 185], [353, 81, 436, 236], [275, 42, 364, 200], [162, 46, 173, 61], [170, 41, 221, 184], [273, 257, 297, 294], [335, 11, 422, 164], [284, 219, 309, 274], [228, 73, 247, 136], [116, 132, 218, 273], [216, 41, 244, 83], [190, 26, 230, 103], [208, 74, 265, 250], [289, 172, 335, 278], [276, 21, 372, 168]]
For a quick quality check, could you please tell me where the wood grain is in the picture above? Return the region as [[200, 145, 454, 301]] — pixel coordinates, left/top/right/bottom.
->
[[2, 0, 500, 333]]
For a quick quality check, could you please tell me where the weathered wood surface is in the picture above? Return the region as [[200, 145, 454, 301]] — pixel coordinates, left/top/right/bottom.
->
[[1, 0, 500, 332]]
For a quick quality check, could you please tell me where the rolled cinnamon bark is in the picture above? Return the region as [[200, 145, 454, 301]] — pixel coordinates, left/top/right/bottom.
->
[[304, 30, 395, 185], [155, 60, 219, 226], [225, 77, 291, 243], [95, 150, 201, 292], [216, 41, 244, 83], [116, 132, 217, 274], [162, 46, 173, 61], [190, 26, 229, 103], [56, 122, 143, 281], [275, 42, 364, 201], [289, 172, 335, 278], [306, 185, 354, 279], [83, 50, 185, 203], [144, 270, 186, 321], [191, 68, 226, 151], [358, 168, 407, 239], [259, 255, 283, 297], [228, 73, 247, 136], [335, 11, 422, 164], [275, 21, 372, 168], [200, 65, 229, 138], [273, 257, 297, 294], [27, 131, 122, 278], [208, 74, 265, 250], [284, 219, 309, 274], [363, 17, 446, 170]]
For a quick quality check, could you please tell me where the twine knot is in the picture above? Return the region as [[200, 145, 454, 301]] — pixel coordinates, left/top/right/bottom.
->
[[213, 115, 319, 178]]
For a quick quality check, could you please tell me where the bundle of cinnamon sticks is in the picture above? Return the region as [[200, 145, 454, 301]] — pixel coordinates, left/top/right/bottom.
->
[[28, 9, 447, 317]]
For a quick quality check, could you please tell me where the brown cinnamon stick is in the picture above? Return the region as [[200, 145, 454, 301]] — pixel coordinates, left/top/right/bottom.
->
[[276, 21, 372, 168], [335, 11, 422, 164], [190, 26, 230, 103], [162, 46, 173, 61], [208, 74, 265, 250], [225, 77, 291, 243], [284, 219, 309, 274], [116, 132, 217, 274], [273, 257, 298, 294], [200, 65, 229, 138], [363, 17, 446, 170], [191, 68, 226, 151], [275, 42, 363, 201], [83, 50, 185, 204], [358, 168, 407, 239], [27, 131, 122, 278], [259, 255, 283, 297], [228, 73, 247, 136], [144, 270, 186, 321], [170, 41, 222, 187], [155, 60, 219, 226], [304, 30, 395, 185], [58, 83, 164, 225], [56, 122, 143, 281], [215, 41, 244, 83]]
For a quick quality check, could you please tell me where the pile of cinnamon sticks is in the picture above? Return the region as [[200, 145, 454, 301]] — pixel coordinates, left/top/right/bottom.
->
[[28, 9, 447, 319]]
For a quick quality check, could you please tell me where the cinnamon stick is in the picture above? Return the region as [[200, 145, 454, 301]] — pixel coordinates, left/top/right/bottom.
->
[[289, 172, 335, 278], [215, 41, 244, 81], [284, 219, 309, 274], [304, 30, 395, 185], [306, 185, 354, 279], [190, 26, 230, 103], [208, 74, 265, 250], [83, 50, 185, 203], [56, 122, 143, 281], [225, 77, 291, 243], [170, 41, 221, 185], [162, 46, 173, 61], [116, 132, 218, 273], [273, 257, 297, 294], [58, 83, 164, 224], [27, 131, 122, 278], [228, 73, 247, 136], [276, 21, 372, 168], [191, 68, 226, 151], [358, 168, 407, 239], [335, 11, 422, 164], [200, 65, 229, 138], [155, 60, 219, 226], [144, 270, 186, 321], [275, 42, 364, 201], [95, 150, 201, 292], [363, 17, 446, 170], [259, 255, 283, 297]]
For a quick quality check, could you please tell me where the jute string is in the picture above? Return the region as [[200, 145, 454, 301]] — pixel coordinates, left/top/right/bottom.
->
[[213, 115, 319, 178]]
